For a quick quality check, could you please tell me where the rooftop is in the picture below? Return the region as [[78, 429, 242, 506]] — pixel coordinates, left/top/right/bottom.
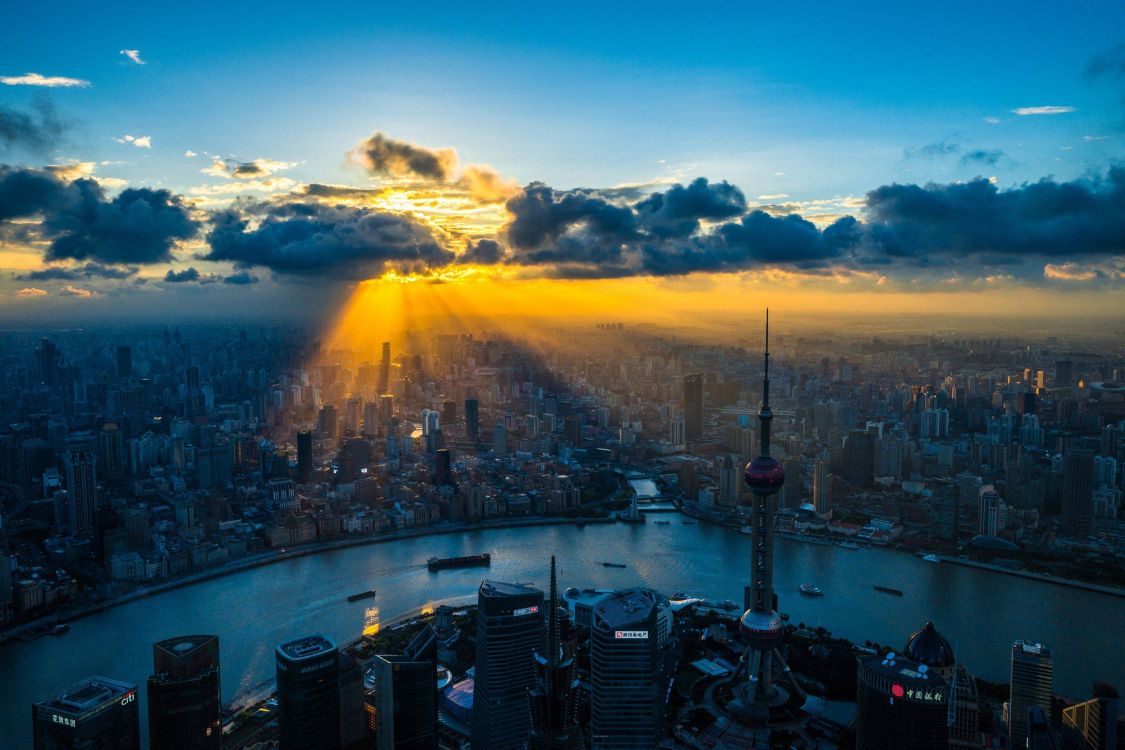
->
[[593, 588, 657, 630], [39, 676, 136, 715], [277, 634, 336, 661]]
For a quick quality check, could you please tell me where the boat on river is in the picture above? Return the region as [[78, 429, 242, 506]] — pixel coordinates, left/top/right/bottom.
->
[[601, 562, 627, 569], [874, 585, 904, 596], [347, 589, 376, 602], [799, 584, 824, 596], [427, 554, 491, 571]]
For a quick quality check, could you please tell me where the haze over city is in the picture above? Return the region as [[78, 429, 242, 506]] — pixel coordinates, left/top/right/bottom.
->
[[2, 3, 1124, 750]]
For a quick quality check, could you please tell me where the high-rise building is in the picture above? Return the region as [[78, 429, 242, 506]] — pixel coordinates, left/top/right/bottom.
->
[[1061, 687, 1119, 750], [116, 346, 132, 379], [855, 652, 950, 750], [434, 448, 451, 486], [276, 635, 341, 750], [470, 580, 544, 750], [1010, 641, 1054, 749], [492, 423, 508, 458], [669, 413, 685, 447], [812, 459, 830, 515], [184, 367, 205, 420], [1062, 450, 1094, 538], [465, 398, 480, 443], [33, 676, 140, 750], [147, 635, 222, 750], [590, 589, 660, 749], [844, 429, 875, 488], [296, 431, 313, 484], [63, 446, 97, 538], [338, 654, 366, 749], [1027, 706, 1059, 750], [379, 342, 391, 393], [528, 557, 581, 750], [363, 402, 379, 438], [373, 654, 437, 749], [683, 375, 704, 441], [733, 311, 805, 718], [1056, 359, 1074, 387], [318, 405, 339, 440]]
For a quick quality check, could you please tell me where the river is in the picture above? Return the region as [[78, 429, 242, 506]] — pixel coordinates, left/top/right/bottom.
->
[[2, 520, 1122, 747]]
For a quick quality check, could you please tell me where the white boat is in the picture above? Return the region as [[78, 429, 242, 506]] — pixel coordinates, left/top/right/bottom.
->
[[837, 541, 860, 550], [799, 583, 823, 597], [922, 554, 941, 563]]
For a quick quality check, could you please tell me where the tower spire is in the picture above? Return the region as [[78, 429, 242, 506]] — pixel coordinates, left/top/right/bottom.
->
[[759, 308, 773, 458], [548, 555, 560, 668]]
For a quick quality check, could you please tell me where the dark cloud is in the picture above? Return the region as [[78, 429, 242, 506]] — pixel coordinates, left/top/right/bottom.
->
[[0, 166, 199, 264], [231, 163, 267, 177], [904, 139, 960, 159], [21, 263, 137, 281], [505, 182, 638, 252], [353, 133, 457, 180], [223, 271, 259, 285], [1086, 43, 1125, 79], [863, 169, 1125, 260], [960, 149, 1007, 166], [0, 99, 66, 156], [164, 267, 203, 283], [461, 238, 504, 265], [635, 178, 746, 238], [204, 202, 455, 279]]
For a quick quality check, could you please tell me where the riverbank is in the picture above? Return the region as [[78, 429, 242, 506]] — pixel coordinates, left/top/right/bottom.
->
[[0, 514, 615, 645], [933, 554, 1125, 598]]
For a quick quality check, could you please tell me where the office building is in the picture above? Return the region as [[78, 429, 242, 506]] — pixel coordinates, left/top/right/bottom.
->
[[373, 654, 437, 749], [683, 375, 704, 441], [33, 676, 140, 750], [1028, 706, 1059, 749], [338, 654, 366, 749], [465, 398, 480, 443], [1061, 688, 1119, 750], [492, 423, 507, 458], [147, 635, 221, 750], [1010, 641, 1054, 749], [855, 652, 950, 750], [844, 429, 875, 488], [669, 413, 685, 447], [116, 347, 132, 379], [379, 341, 391, 393], [296, 431, 313, 484], [276, 635, 341, 750], [528, 557, 582, 750], [434, 448, 451, 486], [470, 580, 544, 750], [63, 446, 97, 538], [1062, 451, 1094, 538], [590, 588, 660, 749], [812, 458, 830, 515]]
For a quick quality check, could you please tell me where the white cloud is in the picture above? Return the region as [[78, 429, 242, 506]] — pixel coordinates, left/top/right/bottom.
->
[[0, 72, 90, 87], [119, 49, 145, 65], [184, 150, 198, 158], [115, 134, 152, 148], [983, 116, 1001, 124], [59, 285, 96, 297], [188, 176, 298, 196], [202, 157, 296, 179], [1083, 135, 1107, 142], [1012, 106, 1075, 116], [17, 287, 49, 297], [45, 162, 97, 180], [757, 193, 789, 200]]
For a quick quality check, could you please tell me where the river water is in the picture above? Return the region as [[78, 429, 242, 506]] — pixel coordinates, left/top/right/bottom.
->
[[2, 521, 1122, 747]]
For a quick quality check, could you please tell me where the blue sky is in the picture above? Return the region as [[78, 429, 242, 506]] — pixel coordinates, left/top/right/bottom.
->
[[1, 1, 1123, 319], [4, 1, 1122, 196]]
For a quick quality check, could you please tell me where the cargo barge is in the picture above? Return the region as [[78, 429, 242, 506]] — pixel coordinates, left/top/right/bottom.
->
[[427, 553, 491, 571]]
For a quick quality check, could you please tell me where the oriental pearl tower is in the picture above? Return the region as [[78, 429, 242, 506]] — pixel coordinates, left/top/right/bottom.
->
[[731, 309, 807, 720]]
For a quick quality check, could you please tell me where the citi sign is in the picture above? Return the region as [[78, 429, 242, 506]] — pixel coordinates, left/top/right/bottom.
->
[[614, 630, 648, 639], [513, 606, 539, 617]]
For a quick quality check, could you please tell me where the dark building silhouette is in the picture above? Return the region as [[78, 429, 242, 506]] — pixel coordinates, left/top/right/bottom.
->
[[1056, 359, 1074, 387], [184, 367, 205, 420], [1028, 706, 1059, 749], [147, 635, 221, 750], [683, 375, 704, 441], [434, 448, 451, 485], [276, 635, 341, 750], [373, 654, 437, 749], [465, 398, 480, 444], [442, 400, 457, 425], [379, 341, 391, 393], [296, 431, 313, 484], [470, 580, 544, 750], [1010, 641, 1053, 749], [1061, 686, 1119, 750], [855, 652, 950, 750], [338, 654, 366, 749], [844, 429, 875, 488], [33, 676, 140, 750], [528, 557, 582, 750], [590, 589, 659, 749], [1062, 450, 1094, 538], [38, 338, 61, 388], [63, 446, 97, 538], [116, 347, 132, 379]]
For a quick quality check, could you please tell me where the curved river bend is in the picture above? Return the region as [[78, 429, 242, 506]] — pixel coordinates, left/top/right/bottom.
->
[[2, 521, 1122, 747]]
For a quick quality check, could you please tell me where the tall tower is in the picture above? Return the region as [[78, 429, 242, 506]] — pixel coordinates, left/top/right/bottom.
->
[[147, 635, 222, 750], [734, 310, 806, 719], [528, 557, 582, 750]]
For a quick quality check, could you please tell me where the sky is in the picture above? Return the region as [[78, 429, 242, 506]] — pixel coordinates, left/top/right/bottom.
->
[[1, 1, 1123, 325]]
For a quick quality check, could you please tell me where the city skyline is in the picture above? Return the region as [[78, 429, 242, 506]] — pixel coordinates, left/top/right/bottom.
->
[[2, 2, 1124, 325]]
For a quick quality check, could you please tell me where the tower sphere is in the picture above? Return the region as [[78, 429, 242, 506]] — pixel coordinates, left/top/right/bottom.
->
[[744, 455, 784, 493]]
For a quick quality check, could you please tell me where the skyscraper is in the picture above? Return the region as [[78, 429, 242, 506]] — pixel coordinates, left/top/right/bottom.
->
[[184, 367, 205, 420], [33, 676, 140, 750], [379, 341, 391, 393], [470, 580, 544, 750], [147, 635, 222, 750], [812, 458, 830, 515], [1056, 359, 1074, 387], [465, 398, 480, 443], [669, 413, 685, 447], [492, 422, 508, 458], [116, 346, 132, 379], [1061, 686, 1119, 750], [733, 311, 805, 719], [683, 375, 703, 441], [1010, 641, 1054, 749], [589, 588, 660, 749], [527, 557, 581, 750], [1062, 450, 1094, 538], [373, 654, 438, 749], [276, 635, 341, 750], [296, 431, 313, 484], [844, 429, 875, 488], [63, 446, 97, 538], [855, 652, 950, 750]]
